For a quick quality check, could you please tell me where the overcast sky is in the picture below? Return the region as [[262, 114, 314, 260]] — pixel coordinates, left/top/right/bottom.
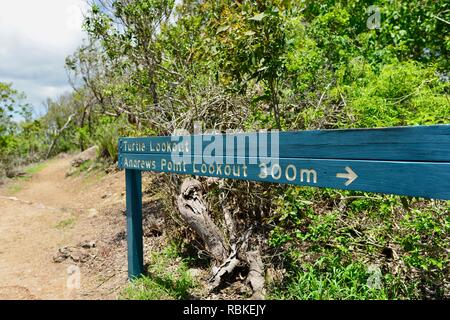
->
[[0, 0, 88, 117]]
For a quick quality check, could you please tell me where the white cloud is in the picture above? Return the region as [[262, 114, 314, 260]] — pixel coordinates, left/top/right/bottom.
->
[[0, 0, 88, 116]]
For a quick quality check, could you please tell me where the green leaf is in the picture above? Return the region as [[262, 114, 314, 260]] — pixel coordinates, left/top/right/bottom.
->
[[216, 25, 230, 34], [251, 94, 270, 104], [249, 12, 266, 21]]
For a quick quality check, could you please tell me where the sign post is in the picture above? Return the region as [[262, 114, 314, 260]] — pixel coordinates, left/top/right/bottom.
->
[[118, 124, 450, 278], [125, 169, 144, 278]]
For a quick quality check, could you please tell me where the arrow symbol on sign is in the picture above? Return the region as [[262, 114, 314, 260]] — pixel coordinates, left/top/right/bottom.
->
[[336, 166, 358, 186]]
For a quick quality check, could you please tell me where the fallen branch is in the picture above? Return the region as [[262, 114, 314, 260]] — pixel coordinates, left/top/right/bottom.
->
[[177, 178, 228, 263], [46, 113, 75, 159], [177, 178, 266, 298], [245, 247, 266, 300]]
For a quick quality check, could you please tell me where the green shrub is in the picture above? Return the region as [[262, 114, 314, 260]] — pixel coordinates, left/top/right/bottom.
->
[[342, 61, 450, 128], [268, 186, 449, 299], [93, 116, 127, 162]]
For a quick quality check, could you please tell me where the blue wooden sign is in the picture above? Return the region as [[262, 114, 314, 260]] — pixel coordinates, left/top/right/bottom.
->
[[118, 124, 450, 278]]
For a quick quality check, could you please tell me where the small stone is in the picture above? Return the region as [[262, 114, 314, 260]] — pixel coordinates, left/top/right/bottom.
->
[[53, 247, 70, 263], [70, 253, 81, 262], [80, 241, 96, 249], [65, 167, 77, 177], [71, 146, 99, 167], [101, 192, 112, 199], [87, 208, 98, 217], [188, 268, 203, 278], [53, 254, 67, 263]]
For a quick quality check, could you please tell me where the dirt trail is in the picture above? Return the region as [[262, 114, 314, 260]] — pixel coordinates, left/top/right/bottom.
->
[[0, 155, 127, 300]]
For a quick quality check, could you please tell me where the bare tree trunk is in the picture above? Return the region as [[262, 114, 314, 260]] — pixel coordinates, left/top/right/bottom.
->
[[176, 178, 266, 298], [177, 179, 228, 263], [245, 246, 266, 299], [269, 78, 281, 130], [46, 114, 75, 159], [79, 102, 89, 151]]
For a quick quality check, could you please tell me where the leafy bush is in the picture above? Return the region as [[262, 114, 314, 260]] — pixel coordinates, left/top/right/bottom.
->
[[268, 186, 449, 299], [342, 61, 450, 127], [93, 116, 126, 162]]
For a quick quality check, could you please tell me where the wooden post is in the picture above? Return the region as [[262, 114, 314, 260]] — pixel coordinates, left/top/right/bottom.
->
[[125, 169, 144, 279]]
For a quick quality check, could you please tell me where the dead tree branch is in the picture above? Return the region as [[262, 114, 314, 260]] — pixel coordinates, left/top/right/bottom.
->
[[46, 113, 75, 159], [177, 179, 228, 263]]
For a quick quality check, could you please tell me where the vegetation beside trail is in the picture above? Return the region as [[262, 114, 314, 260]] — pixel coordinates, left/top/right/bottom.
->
[[1, 0, 449, 299], [121, 244, 198, 300]]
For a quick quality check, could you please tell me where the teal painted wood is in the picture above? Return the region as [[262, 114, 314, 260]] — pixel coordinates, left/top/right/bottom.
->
[[118, 124, 450, 162], [119, 153, 450, 200], [125, 169, 144, 279], [119, 125, 450, 279]]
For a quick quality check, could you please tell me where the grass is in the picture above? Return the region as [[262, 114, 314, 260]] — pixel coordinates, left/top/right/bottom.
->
[[69, 160, 93, 177], [4, 162, 48, 191], [269, 255, 418, 300], [24, 162, 47, 175], [121, 243, 198, 300], [55, 217, 76, 230], [19, 162, 48, 181], [7, 183, 22, 194], [70, 160, 108, 184], [78, 159, 93, 173]]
